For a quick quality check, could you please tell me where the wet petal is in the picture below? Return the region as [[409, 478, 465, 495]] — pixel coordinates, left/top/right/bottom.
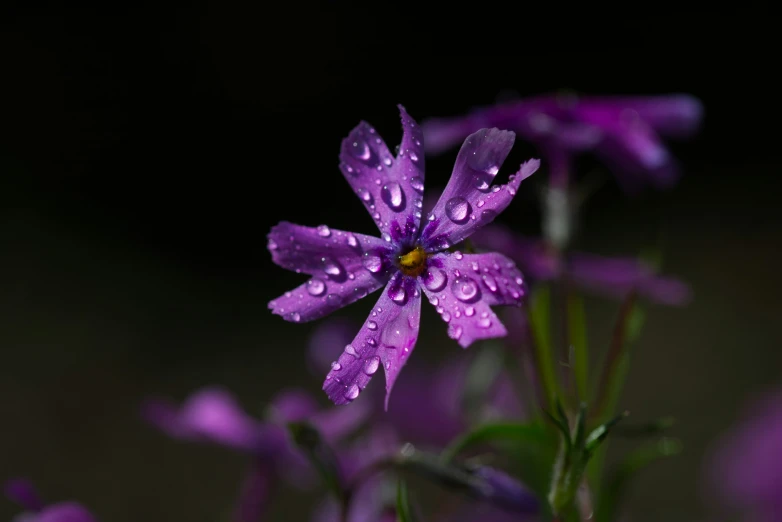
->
[[323, 273, 421, 409], [268, 222, 391, 322], [420, 129, 539, 250], [471, 224, 562, 281], [141, 387, 273, 453], [566, 253, 692, 306], [37, 502, 99, 522], [339, 105, 425, 238], [421, 252, 511, 348], [583, 94, 703, 138]]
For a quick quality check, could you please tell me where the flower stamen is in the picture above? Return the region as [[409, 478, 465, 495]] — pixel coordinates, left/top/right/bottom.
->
[[398, 246, 427, 277]]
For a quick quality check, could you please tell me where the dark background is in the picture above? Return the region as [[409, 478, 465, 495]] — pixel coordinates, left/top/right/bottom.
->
[[1, 6, 780, 522]]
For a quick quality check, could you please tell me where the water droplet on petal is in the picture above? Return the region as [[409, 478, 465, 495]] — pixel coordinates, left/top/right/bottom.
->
[[442, 311, 451, 322], [267, 239, 278, 250], [363, 356, 380, 375], [290, 312, 301, 322], [465, 306, 475, 316], [317, 225, 331, 237], [410, 176, 424, 194], [367, 320, 378, 330], [350, 139, 374, 164], [428, 295, 439, 306], [409, 151, 419, 162], [383, 157, 393, 167], [423, 268, 448, 292], [454, 251, 463, 260], [367, 337, 377, 346], [471, 261, 480, 272], [363, 253, 383, 273], [445, 197, 472, 224], [381, 182, 406, 211], [357, 188, 374, 204], [476, 199, 485, 208], [451, 276, 480, 302], [477, 316, 492, 329], [515, 276, 524, 285], [345, 344, 359, 358], [327, 294, 344, 307], [482, 273, 498, 292], [330, 361, 342, 371], [449, 324, 463, 340], [385, 361, 391, 370], [307, 278, 326, 296], [346, 234, 358, 248], [388, 283, 407, 305], [344, 384, 360, 400], [323, 259, 343, 278]]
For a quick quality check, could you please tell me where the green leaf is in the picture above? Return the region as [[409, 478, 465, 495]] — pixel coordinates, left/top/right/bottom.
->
[[396, 478, 414, 522], [596, 438, 682, 522], [585, 411, 629, 455], [288, 422, 345, 505], [528, 286, 560, 408], [440, 422, 557, 497], [567, 293, 589, 401]]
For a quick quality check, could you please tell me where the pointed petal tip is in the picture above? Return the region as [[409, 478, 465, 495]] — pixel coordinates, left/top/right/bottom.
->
[[519, 158, 541, 181]]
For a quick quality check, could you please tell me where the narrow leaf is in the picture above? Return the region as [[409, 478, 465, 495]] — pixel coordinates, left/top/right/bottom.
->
[[396, 479, 414, 522], [528, 286, 560, 409], [567, 293, 589, 401]]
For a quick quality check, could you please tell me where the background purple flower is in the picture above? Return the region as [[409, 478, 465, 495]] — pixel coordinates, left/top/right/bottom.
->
[[709, 389, 782, 522], [4, 479, 98, 522], [267, 106, 539, 408], [472, 223, 691, 306], [422, 93, 702, 192]]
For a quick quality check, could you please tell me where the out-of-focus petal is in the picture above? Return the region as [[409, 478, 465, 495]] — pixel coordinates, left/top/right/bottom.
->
[[339, 106, 425, 237], [473, 467, 539, 514], [323, 274, 422, 408], [421, 253, 509, 348], [232, 466, 271, 522], [566, 253, 691, 306], [589, 94, 704, 138], [142, 388, 273, 453], [4, 478, 43, 512], [307, 318, 357, 377], [268, 222, 391, 322], [267, 389, 320, 424], [37, 502, 99, 522], [711, 390, 782, 518], [472, 224, 561, 281], [420, 128, 538, 250]]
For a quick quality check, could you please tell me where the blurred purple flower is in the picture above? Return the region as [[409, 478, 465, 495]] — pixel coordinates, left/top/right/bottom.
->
[[710, 389, 782, 522], [4, 479, 98, 522], [472, 223, 691, 306], [471, 467, 539, 514], [267, 105, 539, 408], [141, 386, 369, 522], [422, 93, 702, 192]]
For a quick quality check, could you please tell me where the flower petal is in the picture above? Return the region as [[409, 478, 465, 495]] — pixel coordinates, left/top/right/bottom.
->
[[323, 273, 421, 408], [566, 253, 692, 306], [420, 129, 538, 250], [232, 466, 271, 522], [268, 222, 390, 322], [338, 105, 425, 238], [142, 387, 275, 453], [37, 502, 99, 522], [584, 94, 703, 138], [421, 252, 512, 348]]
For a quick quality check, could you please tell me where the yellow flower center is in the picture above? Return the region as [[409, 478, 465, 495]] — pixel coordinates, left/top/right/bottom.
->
[[398, 246, 427, 277]]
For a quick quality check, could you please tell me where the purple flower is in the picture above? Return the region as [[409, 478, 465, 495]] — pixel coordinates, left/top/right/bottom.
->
[[471, 467, 538, 514], [710, 389, 782, 522], [472, 223, 691, 306], [267, 105, 539, 407], [4, 479, 98, 522], [142, 386, 369, 521], [422, 93, 702, 192]]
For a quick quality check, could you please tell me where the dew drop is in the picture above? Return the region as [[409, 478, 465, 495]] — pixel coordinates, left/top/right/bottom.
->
[[476, 199, 485, 208], [330, 361, 342, 371], [465, 306, 475, 316], [388, 283, 407, 305], [357, 188, 374, 204], [327, 294, 343, 307], [344, 384, 360, 400], [363, 253, 383, 273], [442, 311, 451, 322], [451, 276, 480, 302], [454, 251, 463, 260], [323, 259, 343, 278], [515, 276, 524, 285], [267, 239, 278, 250], [423, 269, 448, 293], [367, 337, 377, 347], [350, 139, 374, 164], [449, 324, 463, 340], [363, 356, 380, 375], [345, 344, 359, 358], [471, 261, 480, 272], [477, 316, 492, 329], [409, 151, 419, 162], [482, 273, 498, 292], [410, 176, 424, 194], [445, 197, 472, 224], [385, 361, 391, 370], [381, 182, 406, 211], [428, 295, 439, 306], [290, 312, 301, 322], [367, 320, 378, 330], [383, 157, 393, 167], [307, 278, 326, 296], [317, 225, 331, 237], [382, 232, 392, 242]]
